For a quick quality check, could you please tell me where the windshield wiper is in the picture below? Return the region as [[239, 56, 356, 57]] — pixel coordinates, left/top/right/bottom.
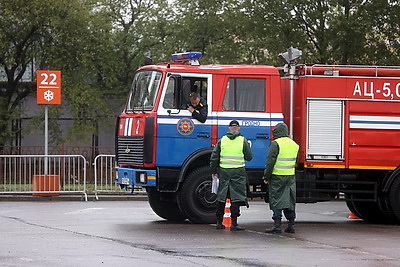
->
[[140, 85, 151, 114], [130, 80, 138, 114]]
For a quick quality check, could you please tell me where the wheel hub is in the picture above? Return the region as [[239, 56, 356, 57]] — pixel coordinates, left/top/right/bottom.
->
[[196, 181, 216, 209]]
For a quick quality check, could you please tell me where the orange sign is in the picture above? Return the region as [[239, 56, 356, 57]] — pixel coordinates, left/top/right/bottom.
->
[[37, 70, 61, 104]]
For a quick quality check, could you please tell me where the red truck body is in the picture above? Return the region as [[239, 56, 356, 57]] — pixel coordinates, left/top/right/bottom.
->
[[116, 52, 400, 224], [289, 65, 400, 170]]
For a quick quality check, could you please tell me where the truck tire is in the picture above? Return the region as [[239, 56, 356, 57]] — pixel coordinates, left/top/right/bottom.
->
[[378, 194, 398, 224], [346, 191, 390, 223], [349, 199, 388, 223], [388, 176, 400, 224], [345, 187, 391, 223], [345, 198, 361, 219], [146, 187, 187, 221], [178, 166, 217, 224]]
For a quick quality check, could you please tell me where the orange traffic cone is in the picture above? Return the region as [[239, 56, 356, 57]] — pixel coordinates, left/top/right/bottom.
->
[[347, 212, 360, 219], [222, 198, 232, 228]]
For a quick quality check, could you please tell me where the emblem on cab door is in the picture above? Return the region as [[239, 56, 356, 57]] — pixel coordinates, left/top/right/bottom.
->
[[177, 118, 194, 136]]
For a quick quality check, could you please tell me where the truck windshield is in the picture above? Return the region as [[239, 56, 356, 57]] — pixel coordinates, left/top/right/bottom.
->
[[126, 70, 162, 111]]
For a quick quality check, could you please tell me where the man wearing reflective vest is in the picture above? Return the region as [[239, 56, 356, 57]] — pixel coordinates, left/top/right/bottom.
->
[[263, 122, 299, 233], [210, 120, 253, 231]]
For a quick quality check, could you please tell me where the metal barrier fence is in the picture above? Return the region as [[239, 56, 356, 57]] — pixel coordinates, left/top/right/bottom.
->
[[93, 154, 144, 199], [0, 154, 146, 200], [0, 155, 87, 201], [94, 154, 117, 199], [0, 145, 115, 183]]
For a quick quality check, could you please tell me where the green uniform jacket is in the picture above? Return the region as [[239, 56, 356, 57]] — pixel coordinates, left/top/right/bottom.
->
[[210, 131, 253, 203], [263, 123, 298, 211]]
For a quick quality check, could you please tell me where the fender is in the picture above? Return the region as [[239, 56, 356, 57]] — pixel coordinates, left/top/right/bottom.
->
[[175, 147, 214, 191]]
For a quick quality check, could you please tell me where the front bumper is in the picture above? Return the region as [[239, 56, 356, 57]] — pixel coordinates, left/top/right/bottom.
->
[[116, 167, 156, 187]]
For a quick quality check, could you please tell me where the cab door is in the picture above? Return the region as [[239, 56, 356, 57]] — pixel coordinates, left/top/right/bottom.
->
[[216, 76, 273, 169], [156, 73, 212, 167]]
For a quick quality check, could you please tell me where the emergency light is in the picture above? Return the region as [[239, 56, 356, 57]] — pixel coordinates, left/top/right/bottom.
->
[[171, 52, 202, 65]]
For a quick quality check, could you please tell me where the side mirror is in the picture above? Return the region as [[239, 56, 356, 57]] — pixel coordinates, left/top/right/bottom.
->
[[168, 74, 183, 109]]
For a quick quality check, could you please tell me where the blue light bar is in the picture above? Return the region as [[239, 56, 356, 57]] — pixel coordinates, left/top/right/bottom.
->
[[171, 52, 202, 62]]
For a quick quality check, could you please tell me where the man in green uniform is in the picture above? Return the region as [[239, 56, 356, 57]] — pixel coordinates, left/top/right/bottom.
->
[[263, 122, 299, 233], [210, 120, 253, 231]]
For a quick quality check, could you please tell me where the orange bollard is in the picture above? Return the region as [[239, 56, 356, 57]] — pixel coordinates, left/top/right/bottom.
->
[[222, 198, 232, 228], [347, 212, 360, 219]]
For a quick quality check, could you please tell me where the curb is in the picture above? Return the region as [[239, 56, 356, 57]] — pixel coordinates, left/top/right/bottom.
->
[[0, 193, 148, 202]]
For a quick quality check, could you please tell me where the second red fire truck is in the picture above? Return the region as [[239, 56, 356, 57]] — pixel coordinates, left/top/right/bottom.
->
[[115, 48, 400, 224]]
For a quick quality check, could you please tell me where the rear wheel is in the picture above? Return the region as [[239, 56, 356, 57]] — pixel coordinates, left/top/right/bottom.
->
[[377, 194, 398, 223], [345, 196, 361, 219], [387, 175, 400, 224], [178, 166, 217, 224], [146, 187, 187, 221], [351, 200, 387, 223], [345, 193, 387, 223]]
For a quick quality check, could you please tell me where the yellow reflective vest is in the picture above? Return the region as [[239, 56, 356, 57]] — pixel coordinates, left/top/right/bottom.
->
[[219, 136, 245, 168], [272, 137, 299, 175]]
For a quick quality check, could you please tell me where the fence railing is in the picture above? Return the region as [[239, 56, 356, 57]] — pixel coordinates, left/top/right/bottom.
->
[[0, 145, 115, 183], [93, 154, 144, 200], [0, 155, 87, 201], [0, 154, 145, 200], [94, 154, 117, 199]]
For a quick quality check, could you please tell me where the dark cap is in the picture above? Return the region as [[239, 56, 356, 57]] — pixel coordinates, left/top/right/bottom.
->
[[229, 120, 240, 127]]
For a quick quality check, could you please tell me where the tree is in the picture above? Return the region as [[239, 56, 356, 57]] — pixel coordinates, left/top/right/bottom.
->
[[162, 0, 247, 64], [97, 0, 173, 80], [2, 0, 399, 148], [0, 0, 109, 146], [241, 0, 400, 65], [359, 0, 400, 65], [0, 0, 177, 147], [0, 0, 47, 146]]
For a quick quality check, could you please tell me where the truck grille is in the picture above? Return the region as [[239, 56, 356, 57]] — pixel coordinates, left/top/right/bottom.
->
[[117, 136, 144, 165]]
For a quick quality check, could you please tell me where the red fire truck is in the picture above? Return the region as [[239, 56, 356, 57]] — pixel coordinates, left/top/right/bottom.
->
[[116, 48, 400, 224]]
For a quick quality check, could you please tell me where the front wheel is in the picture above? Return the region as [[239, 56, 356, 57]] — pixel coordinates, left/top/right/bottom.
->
[[146, 187, 187, 221], [178, 166, 217, 224]]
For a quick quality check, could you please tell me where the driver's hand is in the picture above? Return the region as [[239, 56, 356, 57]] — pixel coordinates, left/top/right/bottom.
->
[[187, 106, 194, 113]]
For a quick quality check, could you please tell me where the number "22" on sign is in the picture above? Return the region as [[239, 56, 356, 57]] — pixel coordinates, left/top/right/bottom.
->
[[36, 70, 62, 105]]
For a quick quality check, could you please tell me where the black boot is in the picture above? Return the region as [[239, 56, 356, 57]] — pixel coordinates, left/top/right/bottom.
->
[[215, 201, 226, 229], [284, 219, 295, 233], [229, 202, 245, 231], [216, 216, 225, 229], [265, 218, 282, 233], [230, 217, 245, 231]]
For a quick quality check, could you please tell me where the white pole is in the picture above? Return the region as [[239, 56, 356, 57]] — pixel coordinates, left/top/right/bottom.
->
[[45, 105, 48, 175], [289, 64, 295, 139]]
